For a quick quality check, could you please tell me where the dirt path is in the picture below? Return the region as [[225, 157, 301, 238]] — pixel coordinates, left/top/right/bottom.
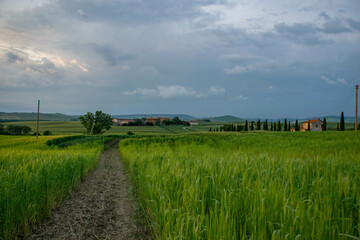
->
[[25, 139, 147, 240]]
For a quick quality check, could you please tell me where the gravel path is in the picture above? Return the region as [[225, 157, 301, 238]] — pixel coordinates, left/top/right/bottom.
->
[[25, 139, 147, 240]]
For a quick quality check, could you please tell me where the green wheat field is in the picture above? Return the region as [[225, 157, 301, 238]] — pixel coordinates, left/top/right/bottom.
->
[[0, 131, 359, 239], [120, 132, 360, 239]]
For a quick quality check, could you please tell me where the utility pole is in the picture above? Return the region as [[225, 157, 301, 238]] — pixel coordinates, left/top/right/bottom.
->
[[356, 85, 358, 131], [36, 100, 40, 139]]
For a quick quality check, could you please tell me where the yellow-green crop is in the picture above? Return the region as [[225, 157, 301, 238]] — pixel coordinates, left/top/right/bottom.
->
[[120, 132, 360, 239], [0, 135, 102, 239]]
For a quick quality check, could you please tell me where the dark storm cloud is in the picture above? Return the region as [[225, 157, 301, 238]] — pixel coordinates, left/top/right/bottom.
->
[[321, 19, 351, 34], [93, 44, 135, 67], [5, 52, 24, 63]]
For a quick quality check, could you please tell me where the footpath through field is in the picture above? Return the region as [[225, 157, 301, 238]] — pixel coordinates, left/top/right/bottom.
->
[[25, 139, 146, 240]]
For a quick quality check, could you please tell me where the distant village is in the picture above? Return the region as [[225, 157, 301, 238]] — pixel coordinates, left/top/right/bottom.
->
[[112, 117, 329, 132]]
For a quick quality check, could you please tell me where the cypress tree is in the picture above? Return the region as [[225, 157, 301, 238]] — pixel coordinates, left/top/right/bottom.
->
[[274, 122, 277, 131], [245, 120, 248, 131], [265, 119, 268, 130], [236, 124, 241, 132], [288, 122, 291, 131], [295, 120, 299, 131], [209, 127, 212, 132], [270, 122, 273, 131], [250, 121, 254, 131], [284, 118, 287, 131], [277, 120, 281, 131], [322, 117, 327, 131], [307, 120, 311, 131], [256, 119, 261, 130], [340, 112, 345, 131]]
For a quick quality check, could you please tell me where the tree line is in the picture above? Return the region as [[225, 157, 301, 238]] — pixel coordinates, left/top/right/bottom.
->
[[211, 113, 351, 132], [0, 124, 52, 135]]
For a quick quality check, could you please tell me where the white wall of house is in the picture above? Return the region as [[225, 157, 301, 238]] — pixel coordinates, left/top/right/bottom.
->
[[311, 121, 323, 131]]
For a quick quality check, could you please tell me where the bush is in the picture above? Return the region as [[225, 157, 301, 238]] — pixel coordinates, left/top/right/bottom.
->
[[43, 130, 52, 135], [0, 124, 4, 134], [127, 131, 134, 136], [6, 125, 32, 135]]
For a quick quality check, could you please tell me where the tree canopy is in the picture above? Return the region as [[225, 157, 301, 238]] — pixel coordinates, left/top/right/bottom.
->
[[79, 111, 113, 135]]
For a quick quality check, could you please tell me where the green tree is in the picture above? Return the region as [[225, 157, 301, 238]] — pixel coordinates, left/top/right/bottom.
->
[[6, 125, 31, 135], [244, 120, 248, 131], [256, 119, 261, 130], [277, 120, 281, 131], [0, 124, 4, 134], [322, 117, 327, 131], [340, 112, 345, 131], [307, 120, 311, 131], [79, 112, 95, 134], [250, 121, 254, 131], [270, 122, 273, 131], [43, 130, 52, 136], [295, 120, 299, 131], [79, 111, 113, 135], [288, 122, 291, 131], [264, 119, 268, 130], [284, 118, 287, 131], [209, 127, 212, 132], [274, 122, 277, 131]]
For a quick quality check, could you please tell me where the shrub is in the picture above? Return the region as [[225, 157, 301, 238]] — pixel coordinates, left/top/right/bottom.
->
[[43, 130, 52, 136]]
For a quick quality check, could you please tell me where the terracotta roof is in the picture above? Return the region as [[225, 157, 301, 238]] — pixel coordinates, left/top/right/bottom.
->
[[302, 119, 322, 123]]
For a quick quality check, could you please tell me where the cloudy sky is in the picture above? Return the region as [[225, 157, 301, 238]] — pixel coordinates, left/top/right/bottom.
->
[[0, 0, 359, 118]]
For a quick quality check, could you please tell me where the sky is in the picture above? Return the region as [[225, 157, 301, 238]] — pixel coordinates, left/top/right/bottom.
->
[[0, 0, 359, 118]]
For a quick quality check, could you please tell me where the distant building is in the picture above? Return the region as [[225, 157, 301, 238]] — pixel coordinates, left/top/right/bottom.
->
[[145, 117, 170, 124], [189, 120, 205, 126], [301, 119, 323, 131], [112, 118, 135, 125]]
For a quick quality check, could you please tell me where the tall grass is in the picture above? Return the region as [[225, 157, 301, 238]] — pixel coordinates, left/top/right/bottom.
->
[[120, 132, 360, 239], [0, 136, 103, 239]]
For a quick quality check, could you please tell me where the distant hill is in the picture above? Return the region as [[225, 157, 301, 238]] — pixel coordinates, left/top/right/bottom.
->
[[112, 114, 197, 120], [0, 112, 79, 122], [209, 115, 243, 122]]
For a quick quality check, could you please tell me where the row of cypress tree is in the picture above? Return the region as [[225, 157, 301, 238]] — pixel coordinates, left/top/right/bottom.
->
[[210, 112, 350, 132], [213, 117, 331, 132]]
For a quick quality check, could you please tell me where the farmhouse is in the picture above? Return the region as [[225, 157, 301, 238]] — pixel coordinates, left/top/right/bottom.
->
[[189, 120, 204, 125], [145, 117, 170, 124], [301, 119, 323, 131], [112, 118, 135, 125]]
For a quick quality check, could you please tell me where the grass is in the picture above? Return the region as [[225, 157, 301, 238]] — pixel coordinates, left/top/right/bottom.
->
[[120, 132, 360, 239], [0, 135, 103, 239]]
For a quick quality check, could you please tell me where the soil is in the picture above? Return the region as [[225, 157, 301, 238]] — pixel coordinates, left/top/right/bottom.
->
[[24, 139, 147, 240]]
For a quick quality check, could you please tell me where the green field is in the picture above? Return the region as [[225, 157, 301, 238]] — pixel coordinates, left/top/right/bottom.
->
[[120, 132, 360, 239], [0, 135, 103, 239], [2, 120, 356, 136], [1, 121, 224, 135]]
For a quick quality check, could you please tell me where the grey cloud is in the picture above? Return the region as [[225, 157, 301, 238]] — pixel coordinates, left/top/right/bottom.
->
[[319, 11, 331, 20], [321, 19, 351, 34], [275, 22, 318, 35], [347, 18, 360, 31], [59, 0, 228, 25], [93, 44, 135, 67], [5, 52, 24, 63], [274, 22, 330, 45]]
